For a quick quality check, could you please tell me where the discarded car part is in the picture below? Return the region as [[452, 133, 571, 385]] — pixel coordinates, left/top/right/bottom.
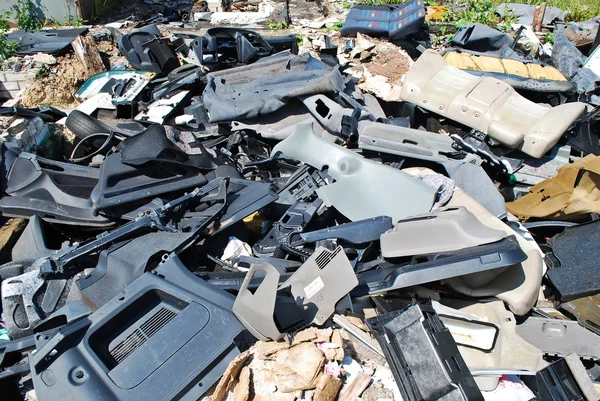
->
[[516, 317, 600, 361], [280, 246, 358, 325], [202, 53, 346, 123], [360, 235, 526, 294], [451, 23, 513, 53], [553, 27, 599, 94], [75, 70, 154, 103], [35, 179, 227, 279], [521, 354, 600, 401], [340, 2, 426, 40], [65, 110, 140, 139], [118, 24, 180, 75], [1, 268, 76, 339], [135, 90, 191, 124], [77, 232, 194, 309], [431, 302, 499, 351], [0, 153, 112, 227], [437, 183, 545, 316], [30, 272, 245, 401], [367, 302, 484, 401], [400, 50, 586, 158], [253, 198, 324, 257], [0, 105, 66, 123], [271, 124, 436, 222], [380, 207, 506, 258], [544, 220, 600, 301], [178, 28, 298, 67], [230, 103, 315, 140], [299, 216, 393, 245], [117, 124, 217, 170], [234, 247, 357, 340], [0, 335, 35, 380], [560, 295, 600, 336], [89, 152, 208, 215], [506, 155, 600, 222], [233, 262, 292, 341], [11, 216, 56, 261], [302, 95, 361, 140], [7, 28, 88, 56], [357, 121, 507, 217], [442, 51, 575, 93], [357, 120, 464, 163]]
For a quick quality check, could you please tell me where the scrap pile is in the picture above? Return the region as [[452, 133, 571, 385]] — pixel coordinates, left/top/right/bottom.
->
[[1, 1, 600, 400]]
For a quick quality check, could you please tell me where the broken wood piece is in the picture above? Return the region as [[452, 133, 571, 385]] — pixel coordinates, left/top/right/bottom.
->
[[276, 343, 325, 392], [313, 373, 342, 401], [233, 366, 251, 401], [211, 350, 250, 401], [338, 372, 372, 401], [72, 36, 106, 78]]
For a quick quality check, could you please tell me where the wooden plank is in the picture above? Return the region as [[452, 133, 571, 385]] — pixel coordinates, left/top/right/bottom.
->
[[338, 372, 372, 401], [72, 35, 105, 78]]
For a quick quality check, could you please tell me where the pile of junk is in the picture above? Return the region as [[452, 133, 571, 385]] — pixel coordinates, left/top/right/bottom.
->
[[1, 2, 600, 400]]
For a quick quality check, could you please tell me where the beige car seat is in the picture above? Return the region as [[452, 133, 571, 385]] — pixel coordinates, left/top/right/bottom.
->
[[401, 50, 586, 158]]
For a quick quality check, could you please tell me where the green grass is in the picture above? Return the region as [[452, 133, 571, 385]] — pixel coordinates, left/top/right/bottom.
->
[[491, 0, 600, 22], [353, 0, 599, 22]]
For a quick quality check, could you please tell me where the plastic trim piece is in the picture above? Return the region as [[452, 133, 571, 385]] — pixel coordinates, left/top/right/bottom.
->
[[380, 207, 507, 257], [271, 124, 435, 222]]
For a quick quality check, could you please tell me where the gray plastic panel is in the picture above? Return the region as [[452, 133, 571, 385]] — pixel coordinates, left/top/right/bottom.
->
[[271, 124, 435, 222], [380, 207, 506, 258], [516, 317, 600, 361]]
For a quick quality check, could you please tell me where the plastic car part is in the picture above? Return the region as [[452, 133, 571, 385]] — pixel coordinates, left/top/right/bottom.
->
[[299, 216, 393, 244], [234, 247, 358, 340], [442, 50, 575, 93], [450, 23, 513, 53], [430, 302, 499, 351], [436, 180, 545, 316], [11, 216, 56, 261], [400, 50, 586, 158], [75, 70, 154, 103], [280, 246, 358, 325], [29, 272, 245, 401], [357, 120, 466, 163], [357, 121, 508, 218], [89, 152, 208, 215], [559, 295, 600, 336], [0, 152, 113, 227], [180, 27, 298, 67], [135, 90, 191, 124], [202, 53, 346, 123], [271, 124, 436, 222], [253, 199, 325, 257], [1, 269, 78, 339], [340, 2, 426, 40], [117, 124, 217, 170], [302, 95, 357, 137], [544, 221, 600, 301], [0, 335, 35, 380], [366, 302, 484, 401], [118, 24, 180, 75], [522, 354, 600, 401], [7, 28, 88, 56], [515, 317, 600, 361], [35, 178, 228, 279], [358, 235, 526, 295], [380, 207, 507, 258], [0, 105, 66, 123], [77, 232, 194, 309]]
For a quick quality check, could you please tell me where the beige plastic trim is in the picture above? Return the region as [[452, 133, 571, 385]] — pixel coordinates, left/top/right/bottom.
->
[[403, 167, 545, 316], [401, 50, 586, 158]]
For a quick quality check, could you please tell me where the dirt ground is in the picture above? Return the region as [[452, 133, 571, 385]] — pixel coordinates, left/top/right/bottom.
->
[[21, 39, 120, 110]]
